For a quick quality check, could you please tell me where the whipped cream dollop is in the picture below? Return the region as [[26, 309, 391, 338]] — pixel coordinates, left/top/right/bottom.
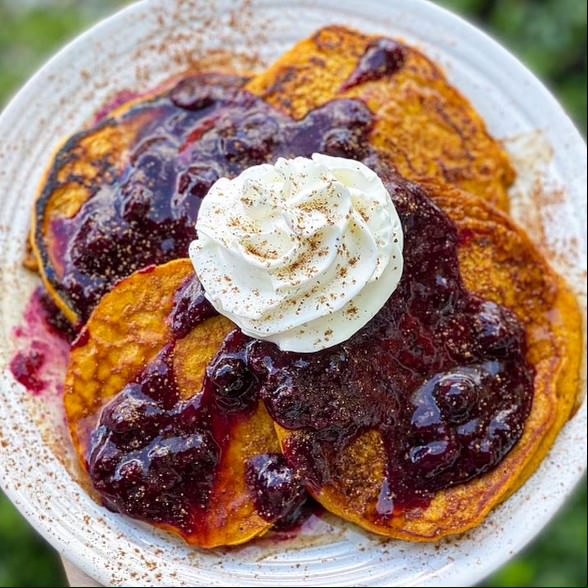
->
[[189, 154, 403, 352]]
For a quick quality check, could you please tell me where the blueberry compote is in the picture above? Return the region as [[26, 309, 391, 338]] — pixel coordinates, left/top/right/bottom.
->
[[246, 453, 307, 524], [341, 38, 406, 90], [83, 64, 534, 528], [48, 72, 379, 322], [88, 280, 306, 532], [10, 287, 74, 395], [247, 177, 534, 515]]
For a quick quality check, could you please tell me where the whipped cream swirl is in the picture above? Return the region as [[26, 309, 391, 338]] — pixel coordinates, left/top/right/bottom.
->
[[189, 154, 403, 352]]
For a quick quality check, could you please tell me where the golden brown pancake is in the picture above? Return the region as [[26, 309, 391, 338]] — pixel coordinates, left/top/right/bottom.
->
[[31, 73, 249, 324], [31, 100, 168, 323], [271, 181, 581, 541], [242, 26, 580, 540], [64, 259, 284, 548], [246, 25, 514, 211]]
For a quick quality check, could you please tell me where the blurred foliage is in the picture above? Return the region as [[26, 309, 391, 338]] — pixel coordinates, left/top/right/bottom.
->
[[0, 0, 586, 587], [442, 0, 587, 132], [0, 495, 67, 587], [483, 484, 587, 587]]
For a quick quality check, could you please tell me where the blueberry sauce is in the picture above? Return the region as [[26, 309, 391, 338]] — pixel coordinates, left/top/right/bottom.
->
[[45, 73, 377, 322], [341, 38, 406, 90], [270, 497, 322, 534], [168, 275, 216, 339], [10, 348, 45, 394], [245, 453, 307, 523], [93, 90, 140, 124], [89, 344, 219, 530], [9, 288, 71, 396], [247, 179, 534, 514], [76, 69, 535, 527], [206, 332, 257, 414]]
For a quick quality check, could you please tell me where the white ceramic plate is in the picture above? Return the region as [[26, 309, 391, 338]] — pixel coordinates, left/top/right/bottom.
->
[[0, 1, 586, 586]]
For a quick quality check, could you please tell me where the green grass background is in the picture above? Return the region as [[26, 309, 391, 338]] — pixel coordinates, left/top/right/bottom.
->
[[0, 1, 586, 586]]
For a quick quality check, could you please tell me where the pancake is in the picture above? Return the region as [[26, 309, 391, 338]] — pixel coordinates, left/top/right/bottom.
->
[[429, 182, 582, 497], [64, 259, 304, 548], [31, 73, 248, 324], [32, 96, 170, 324], [265, 179, 581, 541], [246, 25, 514, 211]]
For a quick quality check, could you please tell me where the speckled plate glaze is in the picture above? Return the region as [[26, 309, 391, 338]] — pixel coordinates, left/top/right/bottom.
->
[[0, 1, 586, 586]]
